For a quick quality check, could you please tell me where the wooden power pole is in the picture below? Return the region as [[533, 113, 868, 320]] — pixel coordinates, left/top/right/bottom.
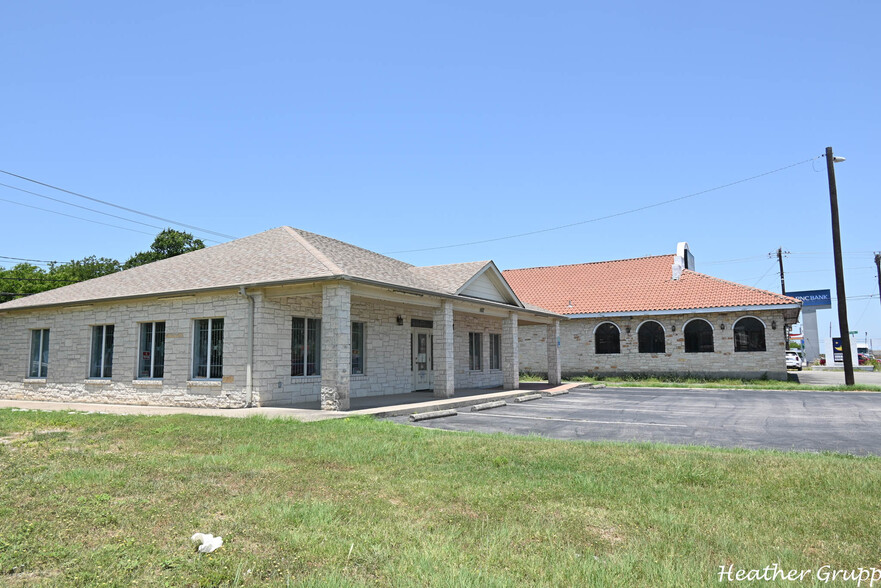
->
[[826, 146, 854, 386]]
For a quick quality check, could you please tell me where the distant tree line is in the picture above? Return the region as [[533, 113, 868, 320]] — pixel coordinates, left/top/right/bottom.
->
[[0, 229, 205, 303]]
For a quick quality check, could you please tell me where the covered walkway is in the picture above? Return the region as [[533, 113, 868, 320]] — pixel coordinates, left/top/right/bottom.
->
[[0, 382, 580, 423]]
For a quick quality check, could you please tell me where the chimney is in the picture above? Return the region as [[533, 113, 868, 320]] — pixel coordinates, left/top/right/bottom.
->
[[676, 242, 695, 271], [672, 255, 684, 280]]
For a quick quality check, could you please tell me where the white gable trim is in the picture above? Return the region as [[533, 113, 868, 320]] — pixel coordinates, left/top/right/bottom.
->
[[456, 262, 524, 308]]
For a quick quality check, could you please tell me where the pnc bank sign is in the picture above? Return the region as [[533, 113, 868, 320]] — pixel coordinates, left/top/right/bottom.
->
[[786, 289, 832, 310]]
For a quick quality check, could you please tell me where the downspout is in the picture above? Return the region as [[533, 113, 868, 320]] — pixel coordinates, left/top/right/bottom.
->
[[239, 286, 255, 407]]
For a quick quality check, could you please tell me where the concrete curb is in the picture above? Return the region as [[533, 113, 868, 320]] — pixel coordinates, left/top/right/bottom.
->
[[470, 400, 508, 412], [514, 394, 543, 403], [409, 409, 457, 422]]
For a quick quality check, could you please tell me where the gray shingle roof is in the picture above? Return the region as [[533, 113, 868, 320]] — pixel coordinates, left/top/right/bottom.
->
[[0, 227, 515, 311]]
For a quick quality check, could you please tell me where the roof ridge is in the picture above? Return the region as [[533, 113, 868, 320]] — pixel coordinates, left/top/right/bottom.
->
[[503, 254, 672, 273], [681, 269, 801, 303], [291, 227, 415, 270], [282, 227, 343, 275], [413, 260, 490, 270]]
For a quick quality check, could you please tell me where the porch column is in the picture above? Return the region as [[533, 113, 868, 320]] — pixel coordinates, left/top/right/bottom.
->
[[433, 300, 455, 398], [320, 283, 351, 410], [547, 319, 561, 386], [502, 312, 519, 390]]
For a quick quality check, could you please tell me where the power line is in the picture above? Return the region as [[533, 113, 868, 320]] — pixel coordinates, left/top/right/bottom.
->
[[0, 255, 59, 264], [0, 181, 168, 232], [0, 276, 80, 283], [0, 181, 223, 245], [786, 266, 875, 274], [385, 155, 821, 254], [0, 168, 238, 240], [0, 196, 156, 236], [751, 261, 779, 287]]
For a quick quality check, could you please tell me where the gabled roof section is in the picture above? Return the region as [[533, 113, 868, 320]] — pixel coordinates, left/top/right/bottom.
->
[[455, 261, 523, 307], [0, 227, 534, 312], [410, 261, 489, 295], [502, 254, 801, 315]]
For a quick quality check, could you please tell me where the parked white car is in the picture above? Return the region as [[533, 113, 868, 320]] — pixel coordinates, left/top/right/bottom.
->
[[786, 351, 803, 371]]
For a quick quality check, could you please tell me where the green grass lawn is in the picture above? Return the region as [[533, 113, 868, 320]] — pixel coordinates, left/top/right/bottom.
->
[[1, 409, 879, 587]]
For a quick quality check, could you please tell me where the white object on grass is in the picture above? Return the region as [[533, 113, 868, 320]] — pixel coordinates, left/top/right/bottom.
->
[[191, 533, 223, 553]]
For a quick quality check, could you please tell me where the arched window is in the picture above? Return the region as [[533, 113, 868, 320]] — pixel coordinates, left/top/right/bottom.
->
[[734, 317, 766, 352], [684, 319, 714, 353], [595, 322, 620, 354], [638, 321, 665, 353]]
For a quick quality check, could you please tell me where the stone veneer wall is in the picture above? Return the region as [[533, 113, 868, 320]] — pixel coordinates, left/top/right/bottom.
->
[[0, 289, 516, 409], [0, 292, 251, 407], [519, 310, 789, 380], [453, 312, 505, 389], [255, 296, 505, 406], [255, 294, 440, 406]]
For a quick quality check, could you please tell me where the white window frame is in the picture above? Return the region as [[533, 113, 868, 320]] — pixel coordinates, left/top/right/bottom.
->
[[352, 321, 365, 375], [192, 317, 224, 380], [469, 332, 482, 371], [29, 328, 50, 378], [138, 321, 166, 379], [90, 324, 114, 379], [291, 317, 321, 377], [489, 333, 501, 371]]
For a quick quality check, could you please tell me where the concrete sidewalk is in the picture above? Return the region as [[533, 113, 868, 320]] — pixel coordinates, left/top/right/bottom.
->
[[0, 383, 580, 422]]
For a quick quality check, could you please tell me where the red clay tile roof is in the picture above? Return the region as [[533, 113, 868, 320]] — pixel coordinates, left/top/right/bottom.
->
[[502, 255, 801, 315]]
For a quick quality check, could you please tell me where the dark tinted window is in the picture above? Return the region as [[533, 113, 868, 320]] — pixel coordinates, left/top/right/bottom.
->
[[595, 322, 620, 354], [734, 317, 766, 352], [684, 320, 714, 353], [638, 321, 665, 353]]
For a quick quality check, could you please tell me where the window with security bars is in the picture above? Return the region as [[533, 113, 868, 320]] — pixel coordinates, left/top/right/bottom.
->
[[138, 322, 166, 378], [733, 317, 766, 352], [684, 319, 714, 353], [193, 318, 224, 379], [29, 329, 50, 378], [638, 321, 665, 354], [595, 322, 621, 354], [292, 317, 321, 376], [351, 322, 365, 375]]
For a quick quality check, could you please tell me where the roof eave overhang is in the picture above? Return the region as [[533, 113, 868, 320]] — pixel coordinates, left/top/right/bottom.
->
[[0, 274, 564, 319], [563, 303, 802, 319]]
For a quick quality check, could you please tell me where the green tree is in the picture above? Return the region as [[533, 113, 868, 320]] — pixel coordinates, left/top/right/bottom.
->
[[0, 263, 54, 303], [124, 228, 205, 269], [0, 257, 123, 303], [49, 256, 121, 283]]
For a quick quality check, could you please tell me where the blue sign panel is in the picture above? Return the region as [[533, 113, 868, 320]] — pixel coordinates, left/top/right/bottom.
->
[[785, 289, 832, 309]]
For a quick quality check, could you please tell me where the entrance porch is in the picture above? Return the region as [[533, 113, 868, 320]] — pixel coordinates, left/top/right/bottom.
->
[[255, 282, 562, 410]]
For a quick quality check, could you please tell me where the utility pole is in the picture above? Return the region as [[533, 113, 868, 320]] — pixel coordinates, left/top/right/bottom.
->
[[875, 252, 880, 313], [825, 146, 854, 386], [772, 247, 790, 294]]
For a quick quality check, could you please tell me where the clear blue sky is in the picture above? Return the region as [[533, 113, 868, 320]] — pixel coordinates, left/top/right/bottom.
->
[[2, 1, 879, 345]]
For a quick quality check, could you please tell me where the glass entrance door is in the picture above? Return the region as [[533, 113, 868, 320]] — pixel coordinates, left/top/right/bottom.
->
[[411, 328, 433, 390]]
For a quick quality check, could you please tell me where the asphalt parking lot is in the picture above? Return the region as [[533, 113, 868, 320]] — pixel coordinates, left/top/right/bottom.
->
[[391, 387, 881, 456]]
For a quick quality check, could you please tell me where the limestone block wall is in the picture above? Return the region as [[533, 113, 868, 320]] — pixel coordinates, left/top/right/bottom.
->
[[256, 294, 440, 406], [519, 310, 789, 380], [454, 312, 504, 389], [0, 292, 251, 407]]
